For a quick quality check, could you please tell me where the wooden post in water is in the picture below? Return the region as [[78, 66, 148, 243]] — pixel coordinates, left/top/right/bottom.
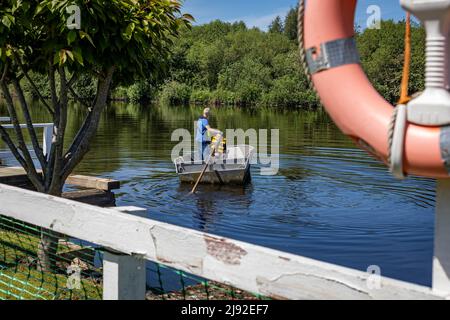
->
[[433, 179, 450, 295], [103, 207, 147, 300]]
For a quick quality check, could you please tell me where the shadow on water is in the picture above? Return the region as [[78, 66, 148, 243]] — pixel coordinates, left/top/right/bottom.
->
[[0, 101, 436, 286]]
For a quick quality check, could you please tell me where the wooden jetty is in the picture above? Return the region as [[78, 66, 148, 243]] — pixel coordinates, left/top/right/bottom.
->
[[0, 166, 120, 207]]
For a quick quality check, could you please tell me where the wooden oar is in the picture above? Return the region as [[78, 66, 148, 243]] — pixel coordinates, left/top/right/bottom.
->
[[190, 134, 222, 194]]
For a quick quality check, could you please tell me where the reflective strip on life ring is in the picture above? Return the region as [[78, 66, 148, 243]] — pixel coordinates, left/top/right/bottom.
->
[[304, 0, 450, 178], [306, 37, 360, 74]]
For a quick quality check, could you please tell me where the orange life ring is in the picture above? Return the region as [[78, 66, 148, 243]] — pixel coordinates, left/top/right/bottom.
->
[[304, 0, 449, 179]]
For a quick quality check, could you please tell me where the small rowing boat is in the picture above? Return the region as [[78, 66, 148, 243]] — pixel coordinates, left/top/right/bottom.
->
[[174, 145, 254, 185]]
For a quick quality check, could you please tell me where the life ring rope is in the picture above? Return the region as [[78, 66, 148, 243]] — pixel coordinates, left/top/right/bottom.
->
[[297, 0, 312, 89], [389, 12, 413, 179], [398, 12, 412, 106]]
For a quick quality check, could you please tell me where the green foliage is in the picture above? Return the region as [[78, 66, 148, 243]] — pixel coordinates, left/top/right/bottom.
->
[[211, 89, 236, 105], [21, 72, 96, 100], [157, 11, 426, 109], [284, 6, 298, 42], [357, 20, 425, 103], [218, 58, 271, 98], [0, 0, 191, 194], [2, 3, 427, 110], [40, 0, 190, 82], [158, 19, 310, 107], [110, 86, 128, 101], [72, 73, 97, 100], [21, 72, 53, 99], [190, 89, 212, 104], [126, 80, 155, 103], [261, 76, 302, 107], [1, 0, 192, 91], [158, 81, 191, 105], [269, 16, 284, 34]]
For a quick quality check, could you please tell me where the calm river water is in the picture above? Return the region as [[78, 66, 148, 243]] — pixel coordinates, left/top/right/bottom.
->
[[0, 102, 436, 286]]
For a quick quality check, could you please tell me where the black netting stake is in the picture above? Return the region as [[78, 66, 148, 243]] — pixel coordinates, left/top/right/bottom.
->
[[179, 271, 186, 300], [204, 281, 210, 300], [156, 264, 165, 299]]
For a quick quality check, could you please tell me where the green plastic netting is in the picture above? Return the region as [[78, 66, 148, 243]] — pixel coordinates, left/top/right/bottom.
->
[[0, 214, 268, 300]]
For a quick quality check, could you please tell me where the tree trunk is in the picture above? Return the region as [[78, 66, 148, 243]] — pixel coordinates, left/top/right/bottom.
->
[[37, 66, 71, 272], [15, 65, 115, 272], [36, 187, 63, 272], [37, 230, 60, 272]]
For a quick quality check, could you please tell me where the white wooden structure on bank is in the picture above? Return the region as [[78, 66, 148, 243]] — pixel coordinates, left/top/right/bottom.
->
[[1, 182, 449, 300], [0, 121, 53, 159]]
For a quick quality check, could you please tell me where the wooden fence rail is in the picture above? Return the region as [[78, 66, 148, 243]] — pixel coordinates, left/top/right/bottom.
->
[[0, 183, 447, 300]]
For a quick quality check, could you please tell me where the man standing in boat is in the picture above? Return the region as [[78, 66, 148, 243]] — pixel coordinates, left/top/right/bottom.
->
[[195, 108, 222, 161]]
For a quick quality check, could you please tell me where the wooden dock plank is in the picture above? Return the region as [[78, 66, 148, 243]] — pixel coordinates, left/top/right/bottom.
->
[[62, 189, 116, 207], [66, 175, 120, 191], [0, 167, 36, 189], [0, 166, 119, 191]]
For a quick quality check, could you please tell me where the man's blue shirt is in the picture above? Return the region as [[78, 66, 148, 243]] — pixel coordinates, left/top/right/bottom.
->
[[196, 117, 209, 143]]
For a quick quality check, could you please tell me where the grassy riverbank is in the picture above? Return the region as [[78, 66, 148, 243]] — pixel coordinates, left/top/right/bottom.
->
[[0, 229, 102, 300]]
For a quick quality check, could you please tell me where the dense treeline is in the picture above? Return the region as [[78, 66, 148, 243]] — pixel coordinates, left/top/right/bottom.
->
[[156, 6, 317, 108], [155, 7, 425, 108], [157, 18, 318, 108], [20, 7, 426, 108]]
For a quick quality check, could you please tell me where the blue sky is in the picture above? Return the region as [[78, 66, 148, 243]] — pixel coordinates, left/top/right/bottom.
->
[[182, 0, 407, 31]]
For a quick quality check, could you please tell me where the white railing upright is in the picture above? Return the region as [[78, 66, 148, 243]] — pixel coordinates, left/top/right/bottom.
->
[[0, 122, 53, 159]]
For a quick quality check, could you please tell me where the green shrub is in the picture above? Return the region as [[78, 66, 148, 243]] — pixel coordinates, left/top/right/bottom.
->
[[22, 72, 96, 101], [126, 80, 155, 103], [211, 89, 236, 105], [234, 82, 263, 105], [73, 73, 97, 100], [261, 75, 301, 107], [158, 81, 192, 105], [217, 58, 270, 105], [190, 89, 212, 104], [21, 72, 53, 99], [111, 86, 128, 100]]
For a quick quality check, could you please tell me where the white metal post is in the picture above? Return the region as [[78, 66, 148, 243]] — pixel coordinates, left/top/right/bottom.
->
[[400, 1, 450, 126], [433, 179, 450, 295], [103, 207, 147, 300], [42, 124, 53, 159], [103, 251, 146, 300]]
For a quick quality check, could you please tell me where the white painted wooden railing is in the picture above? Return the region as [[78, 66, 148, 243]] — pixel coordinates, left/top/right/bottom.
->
[[0, 123, 53, 158], [0, 183, 449, 300]]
